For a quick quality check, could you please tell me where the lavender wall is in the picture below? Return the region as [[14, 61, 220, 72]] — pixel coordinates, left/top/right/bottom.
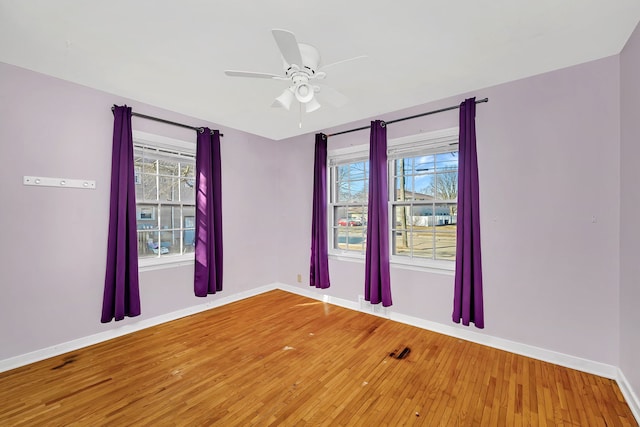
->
[[620, 22, 640, 400], [0, 48, 629, 387], [0, 62, 280, 360], [277, 55, 621, 366]]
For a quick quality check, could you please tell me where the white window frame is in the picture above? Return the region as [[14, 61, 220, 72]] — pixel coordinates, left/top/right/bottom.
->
[[327, 127, 459, 273], [328, 146, 370, 259], [133, 131, 196, 271]]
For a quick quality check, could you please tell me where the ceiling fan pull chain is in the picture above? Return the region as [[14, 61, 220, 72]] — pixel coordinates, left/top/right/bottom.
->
[[299, 102, 303, 129]]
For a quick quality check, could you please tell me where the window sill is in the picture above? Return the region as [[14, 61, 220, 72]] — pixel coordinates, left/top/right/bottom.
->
[[139, 254, 195, 272], [328, 253, 455, 276]]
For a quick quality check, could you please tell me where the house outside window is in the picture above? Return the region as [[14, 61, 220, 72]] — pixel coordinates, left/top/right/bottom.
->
[[328, 128, 459, 270], [132, 131, 196, 269]]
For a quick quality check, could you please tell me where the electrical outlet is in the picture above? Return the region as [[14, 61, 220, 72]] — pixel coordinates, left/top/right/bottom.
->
[[297, 274, 302, 283]]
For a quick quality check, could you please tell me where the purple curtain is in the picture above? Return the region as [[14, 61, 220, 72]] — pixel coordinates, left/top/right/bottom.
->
[[364, 120, 392, 306], [310, 133, 330, 288], [194, 128, 223, 296], [453, 97, 484, 328], [101, 105, 141, 322]]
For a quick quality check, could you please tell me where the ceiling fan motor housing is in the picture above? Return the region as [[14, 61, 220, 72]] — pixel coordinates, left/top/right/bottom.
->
[[283, 43, 321, 103]]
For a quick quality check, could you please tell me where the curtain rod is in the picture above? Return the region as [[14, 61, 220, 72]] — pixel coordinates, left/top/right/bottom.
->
[[326, 97, 488, 138], [111, 105, 223, 136]]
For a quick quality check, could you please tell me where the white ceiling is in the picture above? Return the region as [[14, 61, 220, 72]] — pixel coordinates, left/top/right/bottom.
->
[[1, 1, 639, 140]]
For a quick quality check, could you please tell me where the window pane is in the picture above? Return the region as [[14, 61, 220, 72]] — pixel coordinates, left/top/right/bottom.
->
[[337, 165, 349, 180], [335, 228, 365, 252], [141, 156, 156, 174], [335, 161, 369, 204], [335, 180, 349, 203], [335, 207, 367, 228], [394, 176, 413, 201], [181, 163, 195, 179], [158, 158, 179, 176], [180, 178, 195, 203], [414, 155, 435, 174], [159, 230, 181, 256], [183, 207, 196, 252], [393, 205, 411, 230], [134, 174, 143, 200], [160, 205, 181, 230], [395, 158, 411, 175], [335, 227, 348, 251], [183, 229, 195, 253], [435, 172, 458, 201], [333, 227, 344, 250], [134, 152, 143, 174], [136, 173, 157, 201], [338, 207, 366, 227], [136, 205, 157, 229], [435, 152, 458, 171], [393, 230, 411, 255], [183, 206, 195, 223], [334, 207, 347, 227], [435, 231, 456, 260], [139, 231, 161, 257], [347, 162, 367, 180], [159, 177, 179, 201], [337, 180, 367, 203], [434, 203, 456, 225], [412, 232, 434, 259], [413, 175, 434, 200], [410, 215, 436, 231]]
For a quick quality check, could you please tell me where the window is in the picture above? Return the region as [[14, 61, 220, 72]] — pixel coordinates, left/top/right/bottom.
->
[[389, 150, 457, 262], [329, 157, 369, 255], [132, 131, 196, 268], [328, 128, 459, 269]]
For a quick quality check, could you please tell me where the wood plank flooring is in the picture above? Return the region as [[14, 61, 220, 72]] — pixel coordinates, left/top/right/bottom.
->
[[0, 290, 636, 426]]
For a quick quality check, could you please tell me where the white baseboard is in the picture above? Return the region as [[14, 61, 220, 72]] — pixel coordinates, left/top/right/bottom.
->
[[275, 282, 360, 311], [618, 368, 640, 423], [391, 312, 618, 379], [0, 284, 276, 373]]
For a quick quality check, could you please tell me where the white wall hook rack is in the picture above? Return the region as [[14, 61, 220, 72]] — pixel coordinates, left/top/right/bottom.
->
[[23, 176, 96, 189]]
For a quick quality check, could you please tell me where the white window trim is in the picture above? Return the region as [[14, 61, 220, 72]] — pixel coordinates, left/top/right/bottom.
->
[[133, 130, 195, 153], [327, 127, 458, 274], [133, 131, 196, 271]]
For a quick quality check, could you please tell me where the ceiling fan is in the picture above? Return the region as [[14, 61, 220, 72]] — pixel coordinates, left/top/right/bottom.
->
[[224, 29, 366, 114]]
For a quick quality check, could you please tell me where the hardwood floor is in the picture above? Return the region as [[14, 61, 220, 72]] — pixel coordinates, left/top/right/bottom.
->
[[0, 290, 636, 426]]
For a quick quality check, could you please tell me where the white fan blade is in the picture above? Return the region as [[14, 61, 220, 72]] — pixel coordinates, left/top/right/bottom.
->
[[317, 84, 348, 108], [224, 70, 282, 79], [272, 29, 303, 66], [321, 55, 368, 70]]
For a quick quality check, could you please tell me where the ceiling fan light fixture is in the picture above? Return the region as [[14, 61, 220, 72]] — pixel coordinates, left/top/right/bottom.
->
[[305, 97, 321, 113], [272, 87, 294, 110], [294, 82, 314, 103]]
